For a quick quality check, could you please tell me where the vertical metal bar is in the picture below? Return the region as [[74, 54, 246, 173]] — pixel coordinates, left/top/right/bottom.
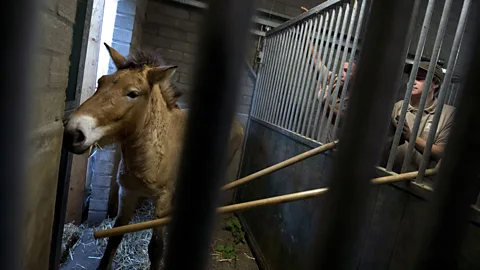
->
[[287, 20, 314, 130], [260, 35, 281, 121], [401, 0, 453, 173], [310, 9, 338, 139], [259, 35, 280, 121], [251, 37, 267, 118], [278, 25, 302, 126], [293, 16, 320, 133], [163, 1, 255, 269], [282, 22, 308, 127], [446, 83, 456, 106], [413, 4, 480, 267], [301, 14, 326, 136], [332, 0, 367, 140], [310, 0, 415, 268], [266, 32, 289, 123], [305, 12, 331, 138], [267, 31, 290, 123], [251, 37, 271, 118], [417, 0, 470, 182], [313, 5, 344, 141], [318, 3, 351, 142], [273, 29, 295, 125], [325, 1, 359, 142], [386, 0, 437, 171], [452, 83, 460, 106]]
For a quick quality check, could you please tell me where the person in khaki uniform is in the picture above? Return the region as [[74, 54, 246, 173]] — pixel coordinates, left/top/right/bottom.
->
[[391, 61, 455, 184]]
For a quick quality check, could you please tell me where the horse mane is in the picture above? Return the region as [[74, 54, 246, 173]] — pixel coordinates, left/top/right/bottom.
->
[[118, 49, 183, 109]]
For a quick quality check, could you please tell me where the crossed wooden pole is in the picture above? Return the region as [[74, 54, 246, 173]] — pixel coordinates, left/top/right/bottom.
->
[[93, 140, 437, 239]]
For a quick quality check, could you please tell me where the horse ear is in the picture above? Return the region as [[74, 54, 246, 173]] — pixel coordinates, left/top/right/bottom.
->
[[147, 65, 177, 85], [104, 43, 126, 68]]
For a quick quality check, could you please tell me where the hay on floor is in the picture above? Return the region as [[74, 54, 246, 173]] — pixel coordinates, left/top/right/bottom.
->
[[62, 199, 155, 270], [61, 222, 82, 264], [95, 199, 155, 269]]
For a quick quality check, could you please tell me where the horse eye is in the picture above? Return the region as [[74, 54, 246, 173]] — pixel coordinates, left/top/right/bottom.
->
[[127, 91, 139, 99]]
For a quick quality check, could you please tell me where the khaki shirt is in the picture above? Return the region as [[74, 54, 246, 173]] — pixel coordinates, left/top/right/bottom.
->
[[390, 99, 455, 180]]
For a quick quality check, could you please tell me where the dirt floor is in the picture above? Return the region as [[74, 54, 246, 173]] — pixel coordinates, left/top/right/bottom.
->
[[60, 200, 258, 270]]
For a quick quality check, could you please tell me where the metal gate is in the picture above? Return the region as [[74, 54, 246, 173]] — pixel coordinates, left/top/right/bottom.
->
[[235, 0, 480, 269]]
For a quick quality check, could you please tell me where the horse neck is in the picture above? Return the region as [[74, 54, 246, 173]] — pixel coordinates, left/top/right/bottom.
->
[[121, 91, 183, 170]]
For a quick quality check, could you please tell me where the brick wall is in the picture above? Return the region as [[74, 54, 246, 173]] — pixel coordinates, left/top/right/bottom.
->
[[26, 0, 78, 268]]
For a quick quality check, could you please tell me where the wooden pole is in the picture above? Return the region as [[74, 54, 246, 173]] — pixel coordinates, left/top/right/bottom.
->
[[155, 141, 338, 219], [372, 168, 437, 184], [222, 140, 338, 190], [93, 168, 437, 239]]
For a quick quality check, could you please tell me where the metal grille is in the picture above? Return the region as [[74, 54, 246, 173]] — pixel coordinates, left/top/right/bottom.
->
[[251, 0, 366, 144], [251, 0, 473, 185]]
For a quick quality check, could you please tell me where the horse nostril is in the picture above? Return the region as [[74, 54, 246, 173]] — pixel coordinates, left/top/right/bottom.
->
[[73, 129, 86, 145]]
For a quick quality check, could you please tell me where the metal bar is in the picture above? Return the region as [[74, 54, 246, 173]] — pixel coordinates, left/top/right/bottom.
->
[[279, 24, 303, 126], [310, 9, 338, 138], [318, 3, 351, 142], [257, 35, 278, 120], [162, 1, 255, 269], [264, 32, 287, 122], [413, 3, 480, 267], [267, 0, 343, 36], [282, 22, 308, 127], [305, 12, 331, 137], [286, 19, 314, 130], [250, 38, 269, 118], [259, 35, 278, 119], [267, 31, 290, 123], [452, 83, 460, 106], [446, 83, 455, 106], [309, 0, 415, 267], [324, 1, 358, 142], [332, 0, 367, 140], [417, 0, 470, 182], [386, 0, 437, 171], [292, 17, 320, 133], [401, 0, 453, 173], [290, 18, 319, 131], [300, 14, 326, 136], [272, 29, 295, 125], [313, 6, 344, 140], [251, 37, 270, 118]]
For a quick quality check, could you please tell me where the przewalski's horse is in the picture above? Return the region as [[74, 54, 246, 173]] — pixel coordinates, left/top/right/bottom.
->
[[63, 43, 245, 270]]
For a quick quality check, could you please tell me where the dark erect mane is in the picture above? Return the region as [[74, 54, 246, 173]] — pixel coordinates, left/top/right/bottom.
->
[[118, 49, 166, 70], [118, 49, 183, 109]]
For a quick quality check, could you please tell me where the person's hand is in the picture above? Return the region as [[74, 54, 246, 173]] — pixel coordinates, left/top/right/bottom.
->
[[301, 7, 309, 13], [393, 116, 412, 142], [401, 121, 412, 141]]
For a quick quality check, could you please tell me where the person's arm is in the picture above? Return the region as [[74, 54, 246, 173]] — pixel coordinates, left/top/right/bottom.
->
[[399, 109, 454, 161], [301, 7, 330, 83], [321, 102, 345, 126], [410, 137, 445, 161]]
